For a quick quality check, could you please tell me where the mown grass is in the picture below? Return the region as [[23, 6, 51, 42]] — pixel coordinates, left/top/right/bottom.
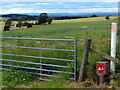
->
[[1, 16, 120, 88]]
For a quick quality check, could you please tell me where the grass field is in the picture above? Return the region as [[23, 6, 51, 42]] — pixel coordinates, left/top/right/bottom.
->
[[53, 16, 118, 23], [1, 16, 120, 88]]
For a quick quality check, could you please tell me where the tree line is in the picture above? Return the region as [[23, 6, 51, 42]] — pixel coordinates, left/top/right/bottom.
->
[[2, 14, 38, 21], [3, 13, 53, 31]]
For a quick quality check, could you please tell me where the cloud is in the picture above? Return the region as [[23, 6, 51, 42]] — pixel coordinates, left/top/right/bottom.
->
[[0, 8, 53, 14], [2, 3, 28, 8], [81, 8, 118, 12], [0, 8, 32, 14], [0, 7, 118, 14], [1, 2, 118, 14], [35, 2, 51, 5], [1, 0, 119, 2]]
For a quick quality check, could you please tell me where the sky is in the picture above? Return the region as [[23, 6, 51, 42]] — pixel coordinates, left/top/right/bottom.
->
[[0, 0, 119, 14], [1, 0, 119, 2]]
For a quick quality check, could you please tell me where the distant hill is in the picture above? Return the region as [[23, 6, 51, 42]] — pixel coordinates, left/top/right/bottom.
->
[[1, 14, 38, 21], [25, 12, 117, 17], [0, 12, 117, 21], [0, 14, 87, 21]]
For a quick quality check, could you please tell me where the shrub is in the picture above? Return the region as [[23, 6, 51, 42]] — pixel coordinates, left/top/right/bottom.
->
[[27, 23, 32, 28], [105, 15, 110, 20], [2, 71, 35, 88], [91, 15, 97, 17], [47, 17, 53, 24], [3, 19, 12, 31], [3, 26, 10, 31], [35, 21, 38, 25], [22, 21, 29, 26]]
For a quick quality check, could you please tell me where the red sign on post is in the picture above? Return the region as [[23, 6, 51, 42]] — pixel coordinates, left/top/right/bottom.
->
[[96, 61, 109, 84], [97, 64, 106, 74], [96, 62, 109, 76]]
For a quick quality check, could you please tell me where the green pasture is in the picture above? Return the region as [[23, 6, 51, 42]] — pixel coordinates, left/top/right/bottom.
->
[[1, 16, 120, 88]]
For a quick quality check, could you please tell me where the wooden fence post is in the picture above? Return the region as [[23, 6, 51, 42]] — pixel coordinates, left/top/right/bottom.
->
[[78, 38, 91, 82], [89, 48, 120, 64]]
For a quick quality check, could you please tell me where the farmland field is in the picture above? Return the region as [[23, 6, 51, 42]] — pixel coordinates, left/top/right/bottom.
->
[[1, 16, 120, 88]]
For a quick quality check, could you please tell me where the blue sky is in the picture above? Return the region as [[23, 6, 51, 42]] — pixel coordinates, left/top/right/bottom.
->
[[1, 1, 118, 14]]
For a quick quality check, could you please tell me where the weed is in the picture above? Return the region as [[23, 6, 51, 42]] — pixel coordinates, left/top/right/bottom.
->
[[2, 70, 35, 88]]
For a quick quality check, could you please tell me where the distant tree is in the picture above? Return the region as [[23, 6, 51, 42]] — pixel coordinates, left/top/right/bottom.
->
[[105, 15, 110, 20], [47, 17, 52, 24], [3, 19, 12, 31], [22, 21, 29, 26], [17, 17, 23, 28], [27, 23, 32, 28], [91, 14, 97, 17], [16, 23, 19, 27], [38, 13, 48, 25], [31, 23, 34, 25], [5, 19, 12, 26], [28, 19, 31, 21], [35, 21, 38, 25]]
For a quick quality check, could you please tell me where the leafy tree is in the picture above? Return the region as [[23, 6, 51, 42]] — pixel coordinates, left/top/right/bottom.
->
[[27, 23, 32, 28], [22, 21, 29, 26], [5, 19, 12, 26], [17, 17, 23, 28], [38, 13, 48, 25], [3, 19, 12, 31], [105, 15, 110, 20], [91, 14, 97, 17], [47, 17, 52, 24]]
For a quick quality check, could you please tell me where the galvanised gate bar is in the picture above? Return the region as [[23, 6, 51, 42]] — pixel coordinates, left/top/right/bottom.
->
[[0, 37, 77, 81]]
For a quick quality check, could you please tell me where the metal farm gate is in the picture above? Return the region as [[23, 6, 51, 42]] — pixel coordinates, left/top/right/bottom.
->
[[0, 37, 77, 81]]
